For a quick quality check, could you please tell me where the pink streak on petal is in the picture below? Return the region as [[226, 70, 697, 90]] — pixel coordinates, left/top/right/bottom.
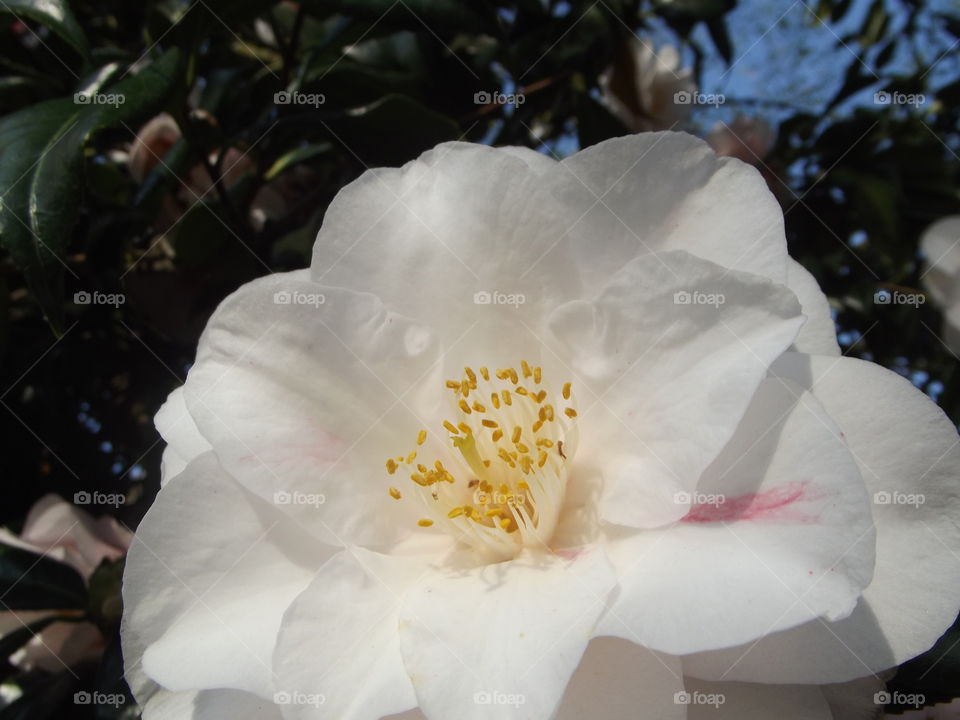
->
[[681, 481, 824, 524]]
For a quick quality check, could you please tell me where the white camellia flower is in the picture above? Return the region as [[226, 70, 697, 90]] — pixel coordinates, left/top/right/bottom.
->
[[921, 216, 960, 356], [122, 133, 960, 720], [599, 41, 696, 132]]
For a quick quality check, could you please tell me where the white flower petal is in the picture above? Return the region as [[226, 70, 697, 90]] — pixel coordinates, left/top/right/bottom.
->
[[920, 215, 960, 307], [495, 146, 557, 174], [681, 678, 832, 719], [273, 547, 423, 720], [598, 375, 874, 654], [182, 272, 440, 546], [555, 637, 685, 720], [122, 453, 332, 701], [309, 142, 583, 351], [142, 689, 282, 720], [548, 250, 803, 528], [683, 353, 960, 683], [155, 386, 212, 483], [398, 548, 616, 720], [548, 132, 788, 293], [786, 259, 840, 356]]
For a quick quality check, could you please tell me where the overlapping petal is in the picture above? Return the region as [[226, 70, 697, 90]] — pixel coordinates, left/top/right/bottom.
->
[[397, 548, 616, 720], [122, 453, 332, 702], [597, 376, 874, 655], [181, 272, 440, 546], [682, 354, 960, 683], [547, 250, 803, 527]]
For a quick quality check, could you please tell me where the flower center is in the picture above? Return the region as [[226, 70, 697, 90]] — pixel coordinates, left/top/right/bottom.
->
[[385, 361, 578, 561]]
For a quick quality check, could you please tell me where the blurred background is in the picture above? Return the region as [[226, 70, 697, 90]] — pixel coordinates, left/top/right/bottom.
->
[[0, 0, 958, 716]]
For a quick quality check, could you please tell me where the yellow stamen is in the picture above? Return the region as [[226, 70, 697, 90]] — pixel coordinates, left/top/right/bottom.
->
[[418, 518, 434, 527], [389, 487, 402, 499]]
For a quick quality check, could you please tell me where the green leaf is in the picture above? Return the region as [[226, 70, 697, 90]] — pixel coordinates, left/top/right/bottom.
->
[[264, 142, 331, 181], [0, 544, 87, 610], [30, 49, 182, 263], [0, 0, 90, 59], [0, 49, 181, 330], [0, 97, 77, 330]]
